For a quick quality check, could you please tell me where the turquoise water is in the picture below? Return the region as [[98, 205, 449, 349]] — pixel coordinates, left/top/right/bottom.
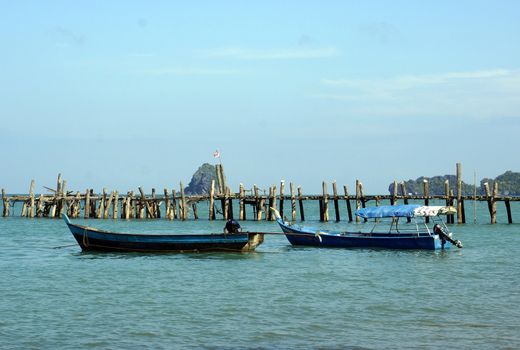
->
[[1, 200, 519, 349]]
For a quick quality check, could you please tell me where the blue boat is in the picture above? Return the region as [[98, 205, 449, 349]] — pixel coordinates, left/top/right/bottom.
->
[[272, 205, 462, 250], [63, 214, 264, 253]]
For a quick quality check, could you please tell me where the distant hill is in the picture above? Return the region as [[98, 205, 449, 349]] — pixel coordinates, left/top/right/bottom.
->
[[184, 163, 217, 195], [388, 171, 520, 196], [481, 171, 520, 196]]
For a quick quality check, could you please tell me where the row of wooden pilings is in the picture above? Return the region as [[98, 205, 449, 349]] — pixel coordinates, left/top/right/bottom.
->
[[1, 173, 517, 224]]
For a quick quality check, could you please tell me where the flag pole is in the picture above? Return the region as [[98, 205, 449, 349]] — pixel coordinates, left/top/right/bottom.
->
[[213, 149, 222, 165]]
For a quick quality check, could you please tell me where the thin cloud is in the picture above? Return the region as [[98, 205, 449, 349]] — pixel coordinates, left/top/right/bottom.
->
[[203, 47, 338, 60], [322, 69, 512, 91]]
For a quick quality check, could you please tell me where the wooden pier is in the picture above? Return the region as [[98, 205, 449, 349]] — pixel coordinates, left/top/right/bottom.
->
[[1, 163, 518, 224]]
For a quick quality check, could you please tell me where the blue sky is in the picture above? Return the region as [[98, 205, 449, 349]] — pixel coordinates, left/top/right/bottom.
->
[[1, 1, 519, 194]]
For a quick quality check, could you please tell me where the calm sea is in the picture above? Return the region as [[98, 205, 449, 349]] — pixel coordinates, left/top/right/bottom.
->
[[1, 200, 519, 349]]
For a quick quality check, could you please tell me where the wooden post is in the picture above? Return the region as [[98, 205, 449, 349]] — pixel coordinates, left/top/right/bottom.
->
[[322, 181, 329, 222], [223, 187, 229, 220], [170, 190, 177, 219], [239, 183, 245, 220], [49, 201, 56, 218], [113, 191, 119, 219], [137, 187, 145, 219], [89, 190, 97, 218], [68, 192, 75, 217], [2, 189, 9, 217], [484, 182, 492, 223], [124, 192, 131, 219], [258, 188, 266, 221], [456, 162, 463, 224], [227, 187, 233, 219], [491, 182, 498, 224], [129, 191, 135, 219], [84, 189, 90, 218], [65, 193, 72, 217], [344, 185, 352, 222], [155, 189, 161, 218], [121, 197, 126, 219], [332, 181, 340, 222], [271, 185, 277, 221], [358, 181, 367, 223], [215, 164, 223, 194], [104, 191, 114, 219], [22, 198, 28, 217], [56, 173, 61, 194], [290, 182, 296, 222], [391, 181, 398, 205], [423, 180, 430, 224], [164, 189, 170, 220], [254, 185, 261, 221], [151, 188, 157, 219], [298, 186, 305, 221], [355, 180, 361, 222], [267, 186, 274, 221], [505, 199, 513, 224], [209, 180, 215, 220], [400, 182, 408, 204], [74, 192, 81, 218], [180, 182, 187, 220], [444, 180, 451, 223], [279, 180, 285, 219], [57, 180, 67, 217], [220, 164, 228, 195], [54, 178, 62, 217], [36, 194, 44, 217], [28, 180, 35, 218], [359, 182, 366, 210], [449, 189, 455, 224], [97, 188, 106, 219], [400, 182, 410, 223]]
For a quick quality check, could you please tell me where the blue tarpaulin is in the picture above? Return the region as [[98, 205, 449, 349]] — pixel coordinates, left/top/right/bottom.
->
[[355, 204, 422, 219]]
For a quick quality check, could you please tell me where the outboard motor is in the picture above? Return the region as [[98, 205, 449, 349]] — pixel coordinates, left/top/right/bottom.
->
[[433, 224, 463, 248], [224, 219, 241, 233]]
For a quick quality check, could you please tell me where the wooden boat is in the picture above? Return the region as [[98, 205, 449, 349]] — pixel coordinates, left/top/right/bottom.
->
[[63, 214, 264, 253], [272, 205, 462, 250]]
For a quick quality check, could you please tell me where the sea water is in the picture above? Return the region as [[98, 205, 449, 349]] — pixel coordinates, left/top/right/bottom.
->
[[1, 200, 519, 349]]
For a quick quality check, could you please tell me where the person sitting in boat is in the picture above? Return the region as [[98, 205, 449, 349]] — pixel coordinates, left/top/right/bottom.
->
[[224, 219, 241, 233]]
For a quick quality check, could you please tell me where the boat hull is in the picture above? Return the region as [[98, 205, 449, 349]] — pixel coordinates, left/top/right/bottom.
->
[[278, 220, 450, 250], [66, 221, 264, 253]]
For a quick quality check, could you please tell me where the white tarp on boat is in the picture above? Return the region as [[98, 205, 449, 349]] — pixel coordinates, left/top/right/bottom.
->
[[413, 206, 457, 217]]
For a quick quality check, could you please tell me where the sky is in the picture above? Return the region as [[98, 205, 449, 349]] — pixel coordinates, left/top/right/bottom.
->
[[1, 0, 519, 194]]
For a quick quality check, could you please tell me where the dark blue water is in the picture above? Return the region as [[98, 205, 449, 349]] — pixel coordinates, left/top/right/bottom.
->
[[1, 201, 519, 349]]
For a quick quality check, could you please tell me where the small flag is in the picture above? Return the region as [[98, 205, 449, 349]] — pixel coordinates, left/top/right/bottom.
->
[[213, 150, 220, 158]]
